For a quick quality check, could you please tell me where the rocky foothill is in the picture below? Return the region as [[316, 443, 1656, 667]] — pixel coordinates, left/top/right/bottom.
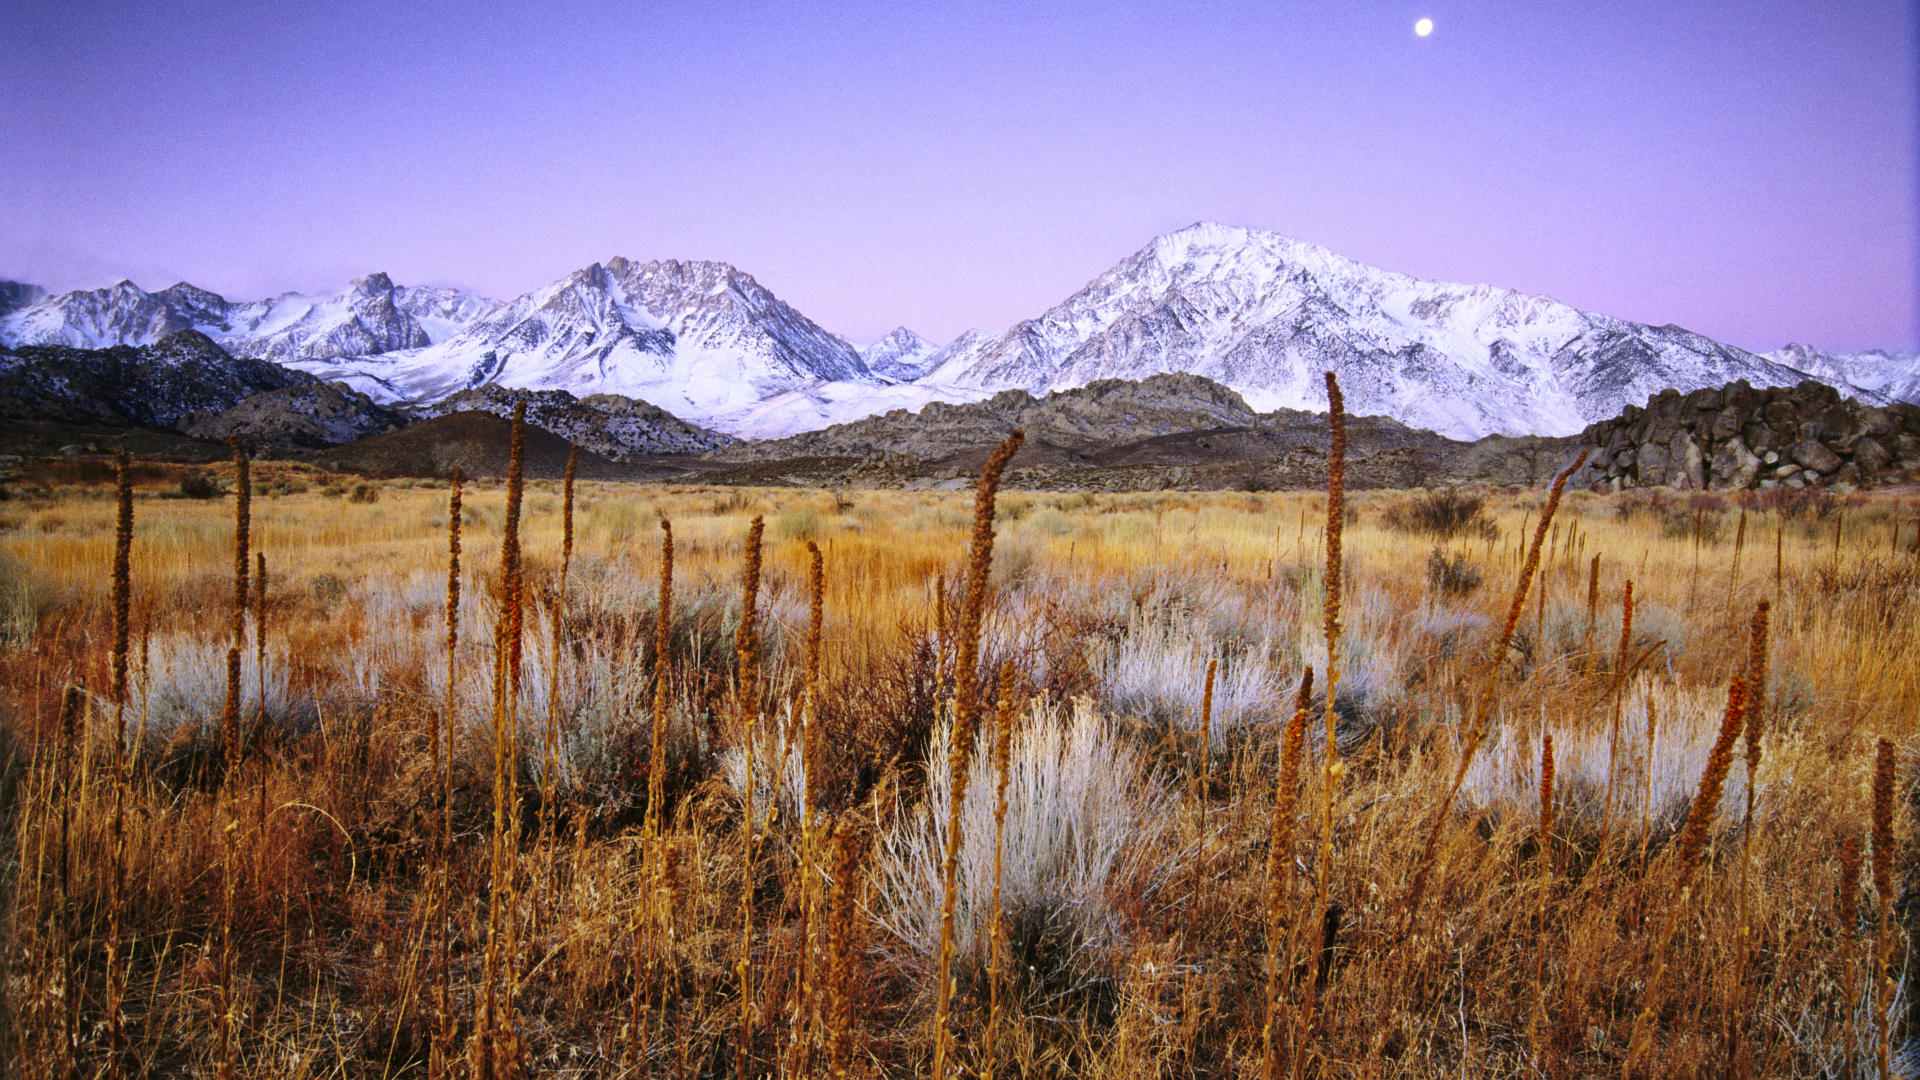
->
[[1575, 379, 1920, 492]]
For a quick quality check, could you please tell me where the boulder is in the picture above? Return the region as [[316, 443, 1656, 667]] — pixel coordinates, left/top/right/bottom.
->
[[1709, 406, 1743, 442], [1742, 422, 1781, 454], [1787, 439, 1842, 474], [1681, 436, 1706, 490], [1636, 442, 1669, 481], [1710, 439, 1761, 490], [1854, 437, 1892, 475]]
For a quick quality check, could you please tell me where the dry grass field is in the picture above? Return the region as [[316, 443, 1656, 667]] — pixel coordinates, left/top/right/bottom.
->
[[4, 409, 1920, 1078]]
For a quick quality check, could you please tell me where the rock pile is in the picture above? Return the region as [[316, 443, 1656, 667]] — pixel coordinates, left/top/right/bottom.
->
[[1576, 380, 1920, 492]]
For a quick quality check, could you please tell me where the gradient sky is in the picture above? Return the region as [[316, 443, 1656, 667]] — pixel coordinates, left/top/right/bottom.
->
[[2, 0, 1914, 352]]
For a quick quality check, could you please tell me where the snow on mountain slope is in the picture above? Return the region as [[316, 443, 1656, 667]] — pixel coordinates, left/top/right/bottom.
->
[[921, 222, 1828, 440], [3, 225, 1909, 442], [860, 327, 944, 382], [1766, 344, 1920, 405], [0, 274, 500, 366], [323, 258, 877, 426]]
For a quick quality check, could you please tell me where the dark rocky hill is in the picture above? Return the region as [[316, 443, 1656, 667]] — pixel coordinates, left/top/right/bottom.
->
[[418, 385, 736, 459]]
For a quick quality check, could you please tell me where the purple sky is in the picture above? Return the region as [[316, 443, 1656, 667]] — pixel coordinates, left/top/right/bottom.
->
[[2, 1, 1914, 352]]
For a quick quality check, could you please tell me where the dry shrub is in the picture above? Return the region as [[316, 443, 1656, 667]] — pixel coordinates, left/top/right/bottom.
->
[[875, 700, 1173, 999], [1381, 487, 1498, 541]]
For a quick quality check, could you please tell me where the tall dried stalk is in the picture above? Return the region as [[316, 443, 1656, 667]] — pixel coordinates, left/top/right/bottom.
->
[[1290, 374, 1349, 1079], [1598, 580, 1636, 854], [1724, 599, 1772, 1078], [431, 469, 462, 1080], [932, 429, 1024, 1080], [825, 818, 862, 1080], [1402, 447, 1591, 929], [223, 438, 251, 775], [1872, 739, 1897, 1080], [735, 514, 766, 1080], [470, 403, 527, 1080], [1728, 508, 1748, 603], [630, 518, 675, 1073], [1188, 657, 1217, 945], [1261, 668, 1314, 1080], [1527, 733, 1556, 1066], [984, 664, 1018, 1080], [1621, 675, 1747, 1079], [55, 682, 84, 1070], [541, 446, 578, 862], [788, 539, 828, 1077], [1839, 834, 1863, 1076], [104, 451, 134, 1067], [216, 818, 240, 1080], [253, 552, 268, 823], [1585, 553, 1601, 645]]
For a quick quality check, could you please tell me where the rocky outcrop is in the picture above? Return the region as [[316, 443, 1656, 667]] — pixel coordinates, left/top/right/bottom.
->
[[0, 330, 314, 430], [417, 385, 737, 459], [706, 373, 1270, 463], [179, 382, 407, 448], [1575, 380, 1920, 492]]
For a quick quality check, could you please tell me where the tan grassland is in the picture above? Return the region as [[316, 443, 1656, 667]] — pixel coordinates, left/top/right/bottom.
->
[[2, 440, 1919, 1078]]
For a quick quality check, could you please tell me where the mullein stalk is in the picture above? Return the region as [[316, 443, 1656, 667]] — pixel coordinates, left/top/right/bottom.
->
[[825, 818, 861, 1080], [1527, 733, 1556, 1068], [1597, 580, 1635, 855], [254, 552, 268, 826], [1722, 598, 1772, 1078], [1839, 835, 1863, 1077], [470, 403, 527, 1079], [541, 447, 577, 870], [932, 430, 1024, 1080], [984, 665, 1018, 1080], [105, 451, 134, 1068], [1872, 739, 1897, 1080], [1291, 373, 1345, 1080], [432, 470, 462, 1080], [1621, 676, 1747, 1079], [1403, 446, 1591, 929], [735, 515, 765, 1080], [223, 438, 250, 777], [631, 518, 674, 1073], [1188, 657, 1217, 946], [1260, 669, 1314, 1080], [788, 540, 827, 1077]]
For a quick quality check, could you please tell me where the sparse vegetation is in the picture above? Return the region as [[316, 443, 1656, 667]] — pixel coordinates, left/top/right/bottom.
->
[[1, 410, 1916, 1078]]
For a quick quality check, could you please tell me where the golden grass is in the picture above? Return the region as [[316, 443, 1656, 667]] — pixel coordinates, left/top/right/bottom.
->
[[2, 440, 1918, 1077]]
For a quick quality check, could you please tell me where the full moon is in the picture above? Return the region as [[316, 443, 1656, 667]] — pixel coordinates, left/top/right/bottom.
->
[[1414, 17, 1434, 36]]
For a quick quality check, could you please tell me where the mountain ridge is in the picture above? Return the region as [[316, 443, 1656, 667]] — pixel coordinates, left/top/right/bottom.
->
[[4, 224, 1914, 441]]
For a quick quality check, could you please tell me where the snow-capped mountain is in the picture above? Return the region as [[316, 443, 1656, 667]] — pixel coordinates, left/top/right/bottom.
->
[[861, 327, 943, 382], [2, 223, 1909, 442], [288, 258, 877, 431], [917, 223, 1837, 440], [0, 274, 500, 366], [1765, 344, 1920, 406]]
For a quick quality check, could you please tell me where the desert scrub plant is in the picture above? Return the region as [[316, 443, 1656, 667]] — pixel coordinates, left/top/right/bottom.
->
[[1381, 486, 1499, 541], [1093, 620, 1285, 741], [1425, 545, 1482, 596], [117, 631, 308, 756], [1458, 674, 1755, 842], [875, 699, 1173, 995]]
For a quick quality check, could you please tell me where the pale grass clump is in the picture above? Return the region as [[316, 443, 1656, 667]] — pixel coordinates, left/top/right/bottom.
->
[[118, 631, 307, 748], [875, 699, 1173, 981], [1460, 674, 1755, 834], [1094, 620, 1285, 738]]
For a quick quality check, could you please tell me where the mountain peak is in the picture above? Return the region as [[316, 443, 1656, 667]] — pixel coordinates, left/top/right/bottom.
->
[[351, 272, 396, 296]]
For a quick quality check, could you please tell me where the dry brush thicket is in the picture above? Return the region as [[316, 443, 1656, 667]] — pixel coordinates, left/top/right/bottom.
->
[[3, 396, 1920, 1078]]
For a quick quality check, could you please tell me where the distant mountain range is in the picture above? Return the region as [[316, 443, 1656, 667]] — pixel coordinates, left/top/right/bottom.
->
[[4, 223, 1914, 441]]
